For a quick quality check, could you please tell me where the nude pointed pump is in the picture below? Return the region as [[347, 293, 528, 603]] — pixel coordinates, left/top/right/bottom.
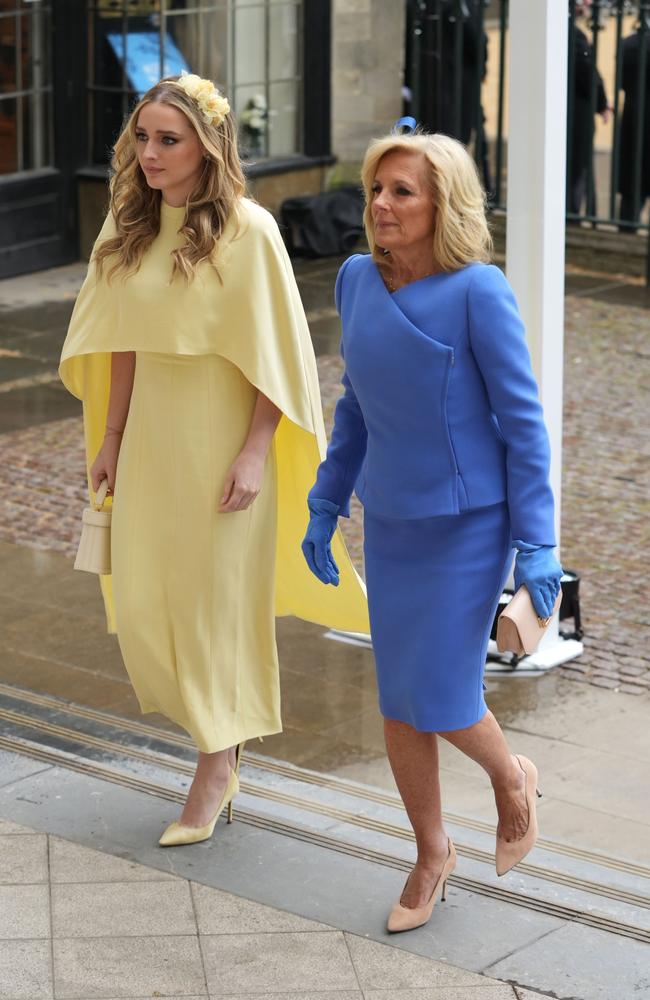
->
[[387, 838, 456, 934], [495, 754, 542, 876], [158, 743, 244, 848]]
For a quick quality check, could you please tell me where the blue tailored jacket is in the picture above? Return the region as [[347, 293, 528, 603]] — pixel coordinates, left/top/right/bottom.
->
[[310, 254, 556, 546]]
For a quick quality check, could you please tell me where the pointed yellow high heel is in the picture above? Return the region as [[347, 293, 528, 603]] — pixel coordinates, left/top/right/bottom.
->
[[387, 838, 456, 934], [158, 747, 243, 847], [495, 754, 542, 876]]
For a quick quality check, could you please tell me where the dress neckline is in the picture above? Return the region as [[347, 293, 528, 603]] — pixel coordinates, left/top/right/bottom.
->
[[372, 259, 450, 296], [160, 200, 187, 219]]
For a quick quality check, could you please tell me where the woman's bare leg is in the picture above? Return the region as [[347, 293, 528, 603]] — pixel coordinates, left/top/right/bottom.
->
[[179, 746, 236, 827], [384, 718, 451, 908], [440, 710, 529, 842]]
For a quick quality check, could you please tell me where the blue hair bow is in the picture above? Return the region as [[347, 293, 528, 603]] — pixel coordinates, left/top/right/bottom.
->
[[392, 116, 417, 135]]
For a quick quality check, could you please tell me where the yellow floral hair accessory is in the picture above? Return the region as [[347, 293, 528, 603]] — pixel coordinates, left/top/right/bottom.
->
[[175, 72, 230, 127]]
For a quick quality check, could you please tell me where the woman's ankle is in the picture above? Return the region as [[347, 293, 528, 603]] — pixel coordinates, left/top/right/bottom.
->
[[196, 750, 231, 782], [491, 754, 524, 795], [415, 834, 449, 867]]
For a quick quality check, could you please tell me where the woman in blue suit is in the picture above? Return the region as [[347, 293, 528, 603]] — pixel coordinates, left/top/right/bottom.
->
[[302, 125, 563, 933]]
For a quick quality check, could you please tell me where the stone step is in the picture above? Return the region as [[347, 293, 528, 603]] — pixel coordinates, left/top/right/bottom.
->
[[1, 680, 648, 944]]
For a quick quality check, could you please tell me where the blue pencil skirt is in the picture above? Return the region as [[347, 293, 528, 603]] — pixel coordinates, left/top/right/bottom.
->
[[363, 501, 512, 732]]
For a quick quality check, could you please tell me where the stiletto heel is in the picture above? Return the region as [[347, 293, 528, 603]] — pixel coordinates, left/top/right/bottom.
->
[[387, 838, 456, 933], [228, 741, 245, 824], [235, 741, 245, 776], [158, 752, 240, 847], [495, 754, 541, 876]]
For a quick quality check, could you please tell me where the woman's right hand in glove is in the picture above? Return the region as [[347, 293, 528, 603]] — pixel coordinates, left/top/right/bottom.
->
[[301, 498, 340, 585], [514, 541, 563, 619]]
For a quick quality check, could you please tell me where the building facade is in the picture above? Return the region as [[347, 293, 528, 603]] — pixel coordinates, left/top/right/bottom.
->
[[0, 0, 332, 277], [330, 0, 405, 176]]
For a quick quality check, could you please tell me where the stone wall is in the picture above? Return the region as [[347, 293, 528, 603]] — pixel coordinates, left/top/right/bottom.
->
[[331, 0, 406, 178]]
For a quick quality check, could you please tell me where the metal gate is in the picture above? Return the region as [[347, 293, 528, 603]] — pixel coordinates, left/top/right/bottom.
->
[[405, 0, 650, 284]]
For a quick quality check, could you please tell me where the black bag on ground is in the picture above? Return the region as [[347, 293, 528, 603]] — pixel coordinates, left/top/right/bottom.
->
[[280, 185, 365, 258]]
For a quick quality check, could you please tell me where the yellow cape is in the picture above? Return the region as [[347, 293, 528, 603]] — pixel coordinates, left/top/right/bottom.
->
[[59, 197, 369, 636]]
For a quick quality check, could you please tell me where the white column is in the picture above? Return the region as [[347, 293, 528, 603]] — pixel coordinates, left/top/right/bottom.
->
[[506, 0, 566, 524], [502, 0, 583, 668]]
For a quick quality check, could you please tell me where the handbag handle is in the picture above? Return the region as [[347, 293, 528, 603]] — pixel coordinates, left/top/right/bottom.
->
[[93, 479, 110, 511]]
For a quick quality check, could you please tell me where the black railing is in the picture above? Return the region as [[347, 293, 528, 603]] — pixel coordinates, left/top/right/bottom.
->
[[405, 0, 650, 285]]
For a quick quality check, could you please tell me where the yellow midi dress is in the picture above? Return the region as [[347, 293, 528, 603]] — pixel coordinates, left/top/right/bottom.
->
[[59, 199, 368, 752]]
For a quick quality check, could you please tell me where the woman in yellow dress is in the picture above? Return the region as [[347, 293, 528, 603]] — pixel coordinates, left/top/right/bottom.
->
[[59, 74, 367, 847]]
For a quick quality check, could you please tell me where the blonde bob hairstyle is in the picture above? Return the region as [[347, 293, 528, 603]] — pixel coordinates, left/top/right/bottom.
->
[[94, 76, 245, 283], [361, 131, 492, 274]]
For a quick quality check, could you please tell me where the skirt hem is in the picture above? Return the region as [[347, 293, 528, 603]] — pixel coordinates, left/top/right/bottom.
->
[[137, 704, 282, 753], [380, 700, 489, 735]]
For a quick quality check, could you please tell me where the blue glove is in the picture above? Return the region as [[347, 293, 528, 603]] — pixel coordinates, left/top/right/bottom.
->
[[513, 541, 563, 619], [301, 498, 340, 586]]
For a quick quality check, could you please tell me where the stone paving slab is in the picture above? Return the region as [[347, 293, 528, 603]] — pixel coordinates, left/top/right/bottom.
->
[[0, 938, 53, 1000], [191, 881, 332, 934], [209, 995, 363, 1000], [201, 931, 359, 995], [486, 921, 650, 1000], [0, 883, 51, 938], [361, 992, 517, 1000], [344, 936, 501, 991], [0, 809, 529, 1000], [361, 991, 518, 1000], [0, 817, 34, 834], [53, 936, 207, 998], [51, 881, 198, 938], [0, 832, 48, 884], [49, 834, 180, 883]]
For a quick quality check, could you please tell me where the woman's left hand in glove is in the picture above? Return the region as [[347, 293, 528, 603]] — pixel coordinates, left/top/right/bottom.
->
[[513, 542, 563, 619], [301, 498, 340, 586]]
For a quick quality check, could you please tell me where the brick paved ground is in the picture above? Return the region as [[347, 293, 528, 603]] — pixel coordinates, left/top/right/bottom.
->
[[0, 417, 86, 554], [558, 293, 650, 693], [0, 272, 648, 693]]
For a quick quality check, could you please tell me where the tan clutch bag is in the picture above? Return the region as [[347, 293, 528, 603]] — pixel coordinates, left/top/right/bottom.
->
[[74, 479, 111, 575], [496, 586, 562, 656]]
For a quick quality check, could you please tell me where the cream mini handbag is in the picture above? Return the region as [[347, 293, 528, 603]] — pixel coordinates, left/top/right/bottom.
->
[[496, 586, 562, 657], [74, 479, 111, 575]]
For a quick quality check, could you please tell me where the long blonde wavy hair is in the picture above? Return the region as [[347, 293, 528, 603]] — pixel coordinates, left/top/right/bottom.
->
[[361, 131, 492, 274], [94, 77, 245, 283]]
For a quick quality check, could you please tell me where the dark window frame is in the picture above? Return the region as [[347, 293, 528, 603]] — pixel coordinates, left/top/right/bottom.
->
[[302, 0, 330, 158], [0, 0, 86, 277]]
